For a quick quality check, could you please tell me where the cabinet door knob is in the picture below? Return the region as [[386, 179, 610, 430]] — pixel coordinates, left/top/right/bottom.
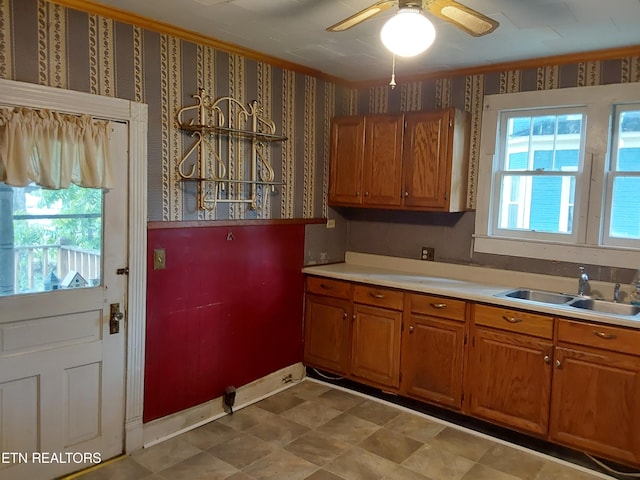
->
[[555, 359, 561, 368], [352, 314, 356, 321], [409, 325, 414, 333], [404, 191, 409, 197], [543, 355, 551, 365], [343, 311, 348, 320], [364, 191, 369, 197], [355, 191, 360, 196]]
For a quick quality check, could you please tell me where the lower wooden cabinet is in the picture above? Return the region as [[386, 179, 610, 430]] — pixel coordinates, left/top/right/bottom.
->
[[401, 315, 465, 409], [303, 279, 403, 390], [467, 304, 554, 436], [351, 304, 402, 388], [401, 293, 466, 409], [467, 328, 553, 435], [303, 294, 351, 376], [549, 319, 640, 465], [303, 275, 640, 468]]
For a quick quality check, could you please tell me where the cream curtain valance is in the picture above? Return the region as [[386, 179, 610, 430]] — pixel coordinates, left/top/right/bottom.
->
[[0, 107, 113, 189]]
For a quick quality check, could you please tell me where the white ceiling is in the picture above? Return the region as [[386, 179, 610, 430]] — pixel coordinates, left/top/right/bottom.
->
[[92, 0, 640, 82]]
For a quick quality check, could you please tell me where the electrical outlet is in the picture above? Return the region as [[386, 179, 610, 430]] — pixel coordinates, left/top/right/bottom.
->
[[282, 374, 293, 384], [421, 247, 435, 261]]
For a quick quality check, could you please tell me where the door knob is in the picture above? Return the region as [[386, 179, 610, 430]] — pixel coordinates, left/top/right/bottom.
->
[[110, 303, 124, 334]]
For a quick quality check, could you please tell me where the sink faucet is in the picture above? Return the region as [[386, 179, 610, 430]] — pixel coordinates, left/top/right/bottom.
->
[[613, 283, 621, 303], [578, 266, 590, 296]]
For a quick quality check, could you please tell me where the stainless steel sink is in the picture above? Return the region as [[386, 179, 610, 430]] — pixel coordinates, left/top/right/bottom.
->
[[497, 288, 577, 305], [568, 298, 640, 317]]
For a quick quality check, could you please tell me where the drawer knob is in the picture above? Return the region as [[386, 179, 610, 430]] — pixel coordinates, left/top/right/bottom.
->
[[593, 330, 617, 340], [502, 315, 523, 324], [370, 293, 385, 299], [430, 303, 447, 309]]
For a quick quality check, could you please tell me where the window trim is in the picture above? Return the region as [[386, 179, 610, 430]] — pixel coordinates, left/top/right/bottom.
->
[[474, 82, 640, 268]]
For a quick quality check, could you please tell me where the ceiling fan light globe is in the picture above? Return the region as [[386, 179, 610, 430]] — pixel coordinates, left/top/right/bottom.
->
[[380, 8, 436, 57]]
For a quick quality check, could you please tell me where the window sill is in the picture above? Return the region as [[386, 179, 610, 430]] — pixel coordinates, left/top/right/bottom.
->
[[473, 235, 640, 269]]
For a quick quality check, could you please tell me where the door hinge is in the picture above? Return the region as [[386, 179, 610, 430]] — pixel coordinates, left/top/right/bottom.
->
[[116, 267, 129, 275]]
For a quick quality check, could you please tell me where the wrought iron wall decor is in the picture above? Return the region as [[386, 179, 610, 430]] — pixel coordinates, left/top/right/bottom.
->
[[177, 90, 286, 211]]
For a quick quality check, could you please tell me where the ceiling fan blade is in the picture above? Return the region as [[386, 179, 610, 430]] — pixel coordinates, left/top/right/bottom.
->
[[424, 0, 499, 36], [326, 0, 397, 32]]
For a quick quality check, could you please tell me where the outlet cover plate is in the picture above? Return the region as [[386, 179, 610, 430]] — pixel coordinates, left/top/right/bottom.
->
[[421, 247, 435, 261]]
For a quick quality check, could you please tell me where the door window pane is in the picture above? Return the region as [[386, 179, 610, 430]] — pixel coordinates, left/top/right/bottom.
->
[[0, 182, 103, 296]]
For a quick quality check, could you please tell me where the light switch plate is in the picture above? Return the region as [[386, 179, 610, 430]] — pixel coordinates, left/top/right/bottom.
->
[[154, 248, 166, 270]]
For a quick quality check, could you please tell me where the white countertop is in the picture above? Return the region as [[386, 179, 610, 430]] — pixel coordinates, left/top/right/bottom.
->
[[303, 252, 640, 330]]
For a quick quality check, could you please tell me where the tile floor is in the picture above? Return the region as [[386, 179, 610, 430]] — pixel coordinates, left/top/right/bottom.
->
[[74, 380, 614, 480]]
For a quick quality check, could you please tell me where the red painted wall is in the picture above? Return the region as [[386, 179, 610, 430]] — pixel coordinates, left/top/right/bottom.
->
[[144, 223, 305, 422]]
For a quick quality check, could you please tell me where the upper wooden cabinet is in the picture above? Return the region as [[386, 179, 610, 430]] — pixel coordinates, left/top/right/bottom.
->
[[329, 115, 403, 207], [328, 109, 469, 212], [402, 110, 468, 211], [328, 116, 365, 205]]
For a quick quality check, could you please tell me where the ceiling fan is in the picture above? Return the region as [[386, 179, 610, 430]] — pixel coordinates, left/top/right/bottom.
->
[[327, 0, 499, 38]]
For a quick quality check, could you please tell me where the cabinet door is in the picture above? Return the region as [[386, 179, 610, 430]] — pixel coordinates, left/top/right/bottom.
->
[[303, 294, 351, 375], [362, 115, 403, 206], [467, 327, 553, 435], [351, 304, 402, 389], [401, 315, 465, 409], [328, 116, 364, 205], [402, 111, 451, 209], [550, 346, 640, 465]]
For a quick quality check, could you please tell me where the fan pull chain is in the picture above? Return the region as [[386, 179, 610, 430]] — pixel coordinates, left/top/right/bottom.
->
[[389, 54, 397, 89]]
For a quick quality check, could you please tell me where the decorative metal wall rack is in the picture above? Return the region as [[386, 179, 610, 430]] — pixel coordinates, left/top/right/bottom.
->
[[176, 90, 286, 211]]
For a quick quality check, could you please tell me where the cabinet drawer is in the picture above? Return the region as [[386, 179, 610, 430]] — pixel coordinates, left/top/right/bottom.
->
[[409, 294, 466, 322], [306, 276, 352, 300], [474, 304, 553, 339], [354, 285, 404, 310], [557, 319, 640, 356]]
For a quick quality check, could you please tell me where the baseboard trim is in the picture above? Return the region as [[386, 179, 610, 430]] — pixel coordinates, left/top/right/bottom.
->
[[141, 363, 305, 448]]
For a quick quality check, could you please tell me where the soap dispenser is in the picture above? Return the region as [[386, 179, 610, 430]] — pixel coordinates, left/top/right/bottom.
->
[[630, 270, 640, 306]]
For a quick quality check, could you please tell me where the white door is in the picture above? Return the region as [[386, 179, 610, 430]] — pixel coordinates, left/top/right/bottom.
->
[[0, 123, 128, 480]]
